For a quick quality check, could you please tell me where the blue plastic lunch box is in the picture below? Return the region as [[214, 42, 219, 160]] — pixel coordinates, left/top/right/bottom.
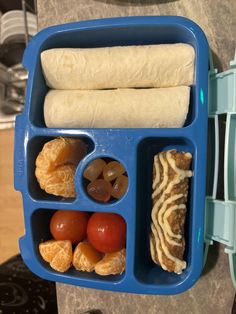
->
[[14, 16, 209, 295]]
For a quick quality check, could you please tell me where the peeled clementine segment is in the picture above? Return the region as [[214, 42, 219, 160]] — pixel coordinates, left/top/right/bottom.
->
[[35, 137, 87, 198], [72, 241, 103, 272], [36, 164, 76, 197], [39, 239, 72, 273], [95, 248, 126, 276]]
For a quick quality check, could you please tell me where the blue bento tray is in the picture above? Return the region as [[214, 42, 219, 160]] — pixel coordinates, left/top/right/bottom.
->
[[14, 16, 209, 295]]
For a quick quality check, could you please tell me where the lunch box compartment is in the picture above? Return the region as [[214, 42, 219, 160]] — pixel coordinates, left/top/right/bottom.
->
[[31, 208, 126, 283], [28, 19, 200, 129], [81, 156, 129, 204], [27, 135, 95, 202], [29, 66, 48, 128], [31, 208, 53, 245], [135, 137, 194, 285]]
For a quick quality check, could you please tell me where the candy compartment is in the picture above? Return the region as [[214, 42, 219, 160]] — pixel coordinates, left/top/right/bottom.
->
[[134, 137, 195, 285], [82, 157, 129, 204], [27, 135, 94, 202], [31, 208, 126, 283]]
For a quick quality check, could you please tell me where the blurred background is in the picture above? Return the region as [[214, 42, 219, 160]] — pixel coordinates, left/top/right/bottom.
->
[[0, 0, 37, 130], [0, 4, 58, 313], [0, 0, 37, 264]]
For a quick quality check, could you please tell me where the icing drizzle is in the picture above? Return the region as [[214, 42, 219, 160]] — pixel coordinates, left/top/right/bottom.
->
[[150, 150, 192, 274]]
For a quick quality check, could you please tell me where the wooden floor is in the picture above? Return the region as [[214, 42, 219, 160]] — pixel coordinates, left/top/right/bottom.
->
[[0, 128, 24, 264]]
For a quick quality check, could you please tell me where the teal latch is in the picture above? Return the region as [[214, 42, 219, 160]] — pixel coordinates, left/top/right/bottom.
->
[[205, 199, 236, 251], [208, 50, 236, 115], [205, 50, 236, 289]]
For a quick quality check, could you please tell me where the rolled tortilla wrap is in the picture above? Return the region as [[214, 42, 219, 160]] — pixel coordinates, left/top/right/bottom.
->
[[44, 86, 190, 128], [41, 44, 195, 90]]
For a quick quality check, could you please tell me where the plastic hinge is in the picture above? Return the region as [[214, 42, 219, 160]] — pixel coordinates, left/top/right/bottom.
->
[[205, 198, 236, 253], [205, 50, 236, 288], [205, 199, 236, 289], [208, 50, 236, 116]]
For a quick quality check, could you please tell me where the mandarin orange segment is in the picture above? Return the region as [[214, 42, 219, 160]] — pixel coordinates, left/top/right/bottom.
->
[[35, 137, 87, 198], [39, 239, 72, 272], [36, 164, 76, 197], [72, 241, 103, 272], [95, 248, 126, 276], [52, 137, 87, 169], [39, 239, 61, 262]]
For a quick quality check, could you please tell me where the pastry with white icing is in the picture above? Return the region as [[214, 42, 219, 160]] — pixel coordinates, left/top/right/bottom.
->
[[150, 149, 192, 274]]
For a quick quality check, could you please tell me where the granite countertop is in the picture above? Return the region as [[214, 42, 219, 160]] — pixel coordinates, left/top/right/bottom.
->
[[37, 1, 236, 313]]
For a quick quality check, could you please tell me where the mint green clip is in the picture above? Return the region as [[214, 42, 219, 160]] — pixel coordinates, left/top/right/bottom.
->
[[205, 50, 236, 288]]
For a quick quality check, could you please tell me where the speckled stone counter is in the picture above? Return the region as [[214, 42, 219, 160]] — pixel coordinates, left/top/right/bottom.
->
[[37, 1, 236, 313]]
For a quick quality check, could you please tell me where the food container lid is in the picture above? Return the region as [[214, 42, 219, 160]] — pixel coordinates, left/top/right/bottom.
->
[[205, 49, 236, 289]]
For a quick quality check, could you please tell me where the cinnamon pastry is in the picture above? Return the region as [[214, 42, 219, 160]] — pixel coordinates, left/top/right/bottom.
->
[[150, 149, 192, 274]]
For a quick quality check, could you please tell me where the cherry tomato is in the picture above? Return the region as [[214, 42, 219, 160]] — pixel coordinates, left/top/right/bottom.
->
[[50, 210, 90, 244], [87, 213, 126, 253]]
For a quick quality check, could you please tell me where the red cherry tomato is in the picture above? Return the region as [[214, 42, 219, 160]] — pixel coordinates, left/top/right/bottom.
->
[[50, 210, 90, 244], [87, 213, 126, 253]]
